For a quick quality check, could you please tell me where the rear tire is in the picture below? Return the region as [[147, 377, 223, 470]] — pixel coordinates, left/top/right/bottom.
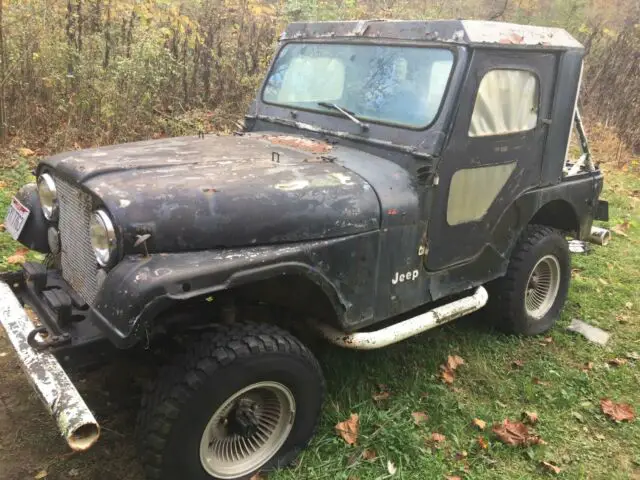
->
[[489, 225, 571, 335], [137, 322, 325, 480]]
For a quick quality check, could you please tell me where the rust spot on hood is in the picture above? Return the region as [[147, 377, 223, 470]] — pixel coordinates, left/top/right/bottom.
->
[[263, 135, 333, 154]]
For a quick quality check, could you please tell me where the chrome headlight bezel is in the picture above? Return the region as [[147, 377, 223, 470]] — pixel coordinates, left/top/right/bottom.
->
[[37, 173, 58, 220], [90, 209, 117, 267]]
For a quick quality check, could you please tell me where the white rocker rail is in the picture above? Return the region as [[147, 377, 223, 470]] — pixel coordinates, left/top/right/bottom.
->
[[316, 286, 489, 350], [0, 281, 100, 451]]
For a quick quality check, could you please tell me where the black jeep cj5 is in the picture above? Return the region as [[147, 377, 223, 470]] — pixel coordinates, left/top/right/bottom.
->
[[1, 20, 609, 480]]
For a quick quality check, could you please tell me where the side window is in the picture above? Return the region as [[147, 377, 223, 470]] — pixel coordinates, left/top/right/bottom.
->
[[469, 69, 539, 137]]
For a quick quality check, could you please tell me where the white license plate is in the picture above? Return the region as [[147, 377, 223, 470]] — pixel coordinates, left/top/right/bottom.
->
[[4, 197, 31, 241]]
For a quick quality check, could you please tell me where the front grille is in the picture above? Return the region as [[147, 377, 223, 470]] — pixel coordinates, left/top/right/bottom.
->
[[55, 176, 100, 304]]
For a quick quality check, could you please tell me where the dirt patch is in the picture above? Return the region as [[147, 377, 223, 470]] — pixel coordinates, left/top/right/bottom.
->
[[0, 335, 145, 480]]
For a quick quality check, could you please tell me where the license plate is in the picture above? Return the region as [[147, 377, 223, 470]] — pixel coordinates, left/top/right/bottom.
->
[[4, 197, 31, 241]]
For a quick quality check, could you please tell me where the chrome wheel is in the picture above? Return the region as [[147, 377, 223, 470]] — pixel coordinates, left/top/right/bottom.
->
[[525, 254, 561, 320], [199, 381, 296, 479]]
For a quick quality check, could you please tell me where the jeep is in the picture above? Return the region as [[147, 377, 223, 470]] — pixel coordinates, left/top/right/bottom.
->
[[0, 20, 609, 480]]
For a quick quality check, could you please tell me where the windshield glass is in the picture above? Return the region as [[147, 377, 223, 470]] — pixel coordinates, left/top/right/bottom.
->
[[263, 43, 454, 128]]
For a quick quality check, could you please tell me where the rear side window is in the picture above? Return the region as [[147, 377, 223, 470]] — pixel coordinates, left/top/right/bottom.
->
[[469, 69, 539, 137]]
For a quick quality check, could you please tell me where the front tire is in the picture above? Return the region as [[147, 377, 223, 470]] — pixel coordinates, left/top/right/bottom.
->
[[489, 225, 571, 335], [137, 322, 325, 480]]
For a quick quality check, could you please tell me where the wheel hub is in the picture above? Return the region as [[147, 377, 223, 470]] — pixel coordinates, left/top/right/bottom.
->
[[227, 398, 260, 438], [199, 381, 296, 479], [525, 254, 561, 320]]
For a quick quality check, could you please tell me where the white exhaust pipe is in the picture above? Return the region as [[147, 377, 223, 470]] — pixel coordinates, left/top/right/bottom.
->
[[589, 226, 611, 246], [0, 282, 100, 451], [315, 286, 488, 350]]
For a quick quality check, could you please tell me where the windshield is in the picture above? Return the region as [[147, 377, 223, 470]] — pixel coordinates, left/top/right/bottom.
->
[[263, 43, 454, 128]]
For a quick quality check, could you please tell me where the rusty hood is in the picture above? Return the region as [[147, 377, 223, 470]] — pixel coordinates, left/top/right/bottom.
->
[[40, 134, 381, 252]]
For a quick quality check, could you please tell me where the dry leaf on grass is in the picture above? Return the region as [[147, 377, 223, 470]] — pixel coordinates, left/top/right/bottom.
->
[[471, 418, 486, 430], [411, 411, 429, 425], [477, 436, 489, 449], [541, 461, 562, 474], [440, 355, 465, 384], [6, 254, 26, 265], [582, 362, 594, 372], [362, 449, 377, 461], [18, 147, 36, 157], [608, 358, 628, 367], [492, 419, 545, 446], [372, 390, 391, 402], [249, 474, 265, 480], [335, 413, 359, 445], [523, 411, 539, 425], [600, 399, 635, 422], [34, 471, 48, 479], [387, 460, 397, 475], [598, 277, 609, 285], [446, 477, 462, 480], [612, 221, 631, 237], [0, 223, 5, 232], [511, 360, 525, 369], [431, 432, 446, 443], [533, 377, 551, 387]]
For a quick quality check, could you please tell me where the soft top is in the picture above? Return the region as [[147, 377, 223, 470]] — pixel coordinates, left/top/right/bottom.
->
[[281, 20, 583, 50]]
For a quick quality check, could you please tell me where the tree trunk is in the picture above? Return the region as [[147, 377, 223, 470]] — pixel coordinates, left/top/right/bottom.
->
[[0, 0, 7, 143]]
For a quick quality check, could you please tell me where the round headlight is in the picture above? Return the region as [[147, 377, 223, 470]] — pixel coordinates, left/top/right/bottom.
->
[[37, 173, 58, 220], [90, 209, 117, 267]]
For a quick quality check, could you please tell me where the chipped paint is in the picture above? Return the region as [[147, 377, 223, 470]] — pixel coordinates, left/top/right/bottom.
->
[[0, 281, 100, 451], [263, 135, 333, 154]]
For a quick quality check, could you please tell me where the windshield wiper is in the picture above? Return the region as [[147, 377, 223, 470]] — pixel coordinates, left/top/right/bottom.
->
[[317, 102, 369, 131]]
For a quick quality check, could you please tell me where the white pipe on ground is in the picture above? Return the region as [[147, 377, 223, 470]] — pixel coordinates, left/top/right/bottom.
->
[[316, 286, 488, 350]]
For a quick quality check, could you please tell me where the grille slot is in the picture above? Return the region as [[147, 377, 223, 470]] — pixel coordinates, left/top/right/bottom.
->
[[55, 176, 100, 304]]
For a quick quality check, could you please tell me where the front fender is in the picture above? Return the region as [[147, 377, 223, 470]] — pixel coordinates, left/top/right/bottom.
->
[[87, 233, 379, 347]]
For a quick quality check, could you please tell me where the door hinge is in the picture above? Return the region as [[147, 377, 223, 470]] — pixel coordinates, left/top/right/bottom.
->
[[541, 118, 553, 126]]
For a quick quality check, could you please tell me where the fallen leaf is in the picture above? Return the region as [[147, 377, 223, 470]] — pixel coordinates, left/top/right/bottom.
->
[[372, 391, 391, 402], [471, 418, 487, 430], [492, 419, 544, 446], [446, 477, 462, 480], [600, 399, 635, 422], [608, 358, 628, 367], [594, 433, 605, 441], [0, 223, 4, 232], [541, 461, 562, 474], [18, 147, 36, 157], [612, 221, 631, 237], [249, 475, 265, 480], [34, 471, 47, 479], [626, 352, 640, 361], [6, 254, 26, 265], [387, 460, 397, 475], [477, 436, 489, 449], [533, 377, 551, 386], [582, 362, 594, 372], [598, 278, 609, 285], [572, 411, 585, 423], [543, 337, 554, 344], [454, 450, 468, 461], [67, 469, 80, 478], [441, 368, 455, 384], [0, 352, 7, 357], [523, 411, 539, 425], [335, 413, 359, 445], [512, 360, 525, 368], [362, 448, 377, 461], [431, 432, 446, 442], [625, 302, 633, 309], [411, 411, 429, 425], [446, 355, 465, 370]]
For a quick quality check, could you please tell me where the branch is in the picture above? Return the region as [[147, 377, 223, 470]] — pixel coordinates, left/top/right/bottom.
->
[[488, 0, 509, 21]]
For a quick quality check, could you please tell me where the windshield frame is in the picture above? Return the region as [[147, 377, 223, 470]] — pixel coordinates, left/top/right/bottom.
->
[[260, 40, 458, 132]]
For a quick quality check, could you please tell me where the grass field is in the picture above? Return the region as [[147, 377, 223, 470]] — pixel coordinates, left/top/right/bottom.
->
[[0, 160, 638, 480]]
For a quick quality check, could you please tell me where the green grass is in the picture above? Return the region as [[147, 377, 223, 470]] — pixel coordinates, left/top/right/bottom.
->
[[0, 163, 638, 479]]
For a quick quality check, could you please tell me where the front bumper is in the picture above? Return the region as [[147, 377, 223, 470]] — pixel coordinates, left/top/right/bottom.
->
[[0, 274, 101, 451]]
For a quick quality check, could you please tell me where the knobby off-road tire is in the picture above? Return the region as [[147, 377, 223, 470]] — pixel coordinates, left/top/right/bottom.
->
[[137, 322, 325, 480], [489, 225, 571, 335]]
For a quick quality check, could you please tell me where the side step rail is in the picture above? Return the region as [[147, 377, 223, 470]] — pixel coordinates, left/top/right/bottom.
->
[[316, 286, 488, 350]]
